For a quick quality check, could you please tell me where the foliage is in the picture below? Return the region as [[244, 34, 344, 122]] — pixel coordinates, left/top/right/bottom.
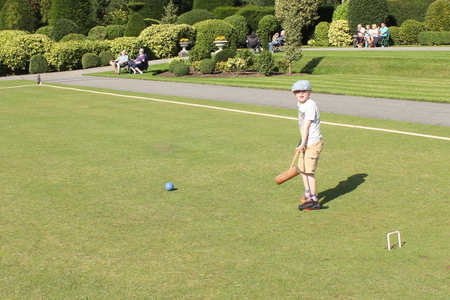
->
[[139, 24, 196, 58], [425, 0, 450, 32], [399, 19, 427, 45], [187, 47, 211, 62], [35, 26, 54, 37], [28, 55, 48, 74], [193, 0, 234, 12], [50, 0, 95, 34], [192, 19, 238, 54], [173, 62, 190, 76], [109, 37, 142, 58], [89, 26, 108, 40], [45, 40, 109, 71], [176, 9, 216, 25], [253, 49, 275, 76], [347, 0, 389, 32], [0, 0, 39, 32], [168, 59, 184, 73], [236, 5, 275, 32], [104, 9, 129, 25], [256, 15, 280, 44], [388, 25, 401, 45], [419, 31, 450, 45], [60, 33, 88, 42], [213, 49, 236, 62], [275, 58, 290, 72], [82, 53, 101, 69], [223, 57, 247, 74], [127, 2, 145, 13], [144, 18, 161, 26], [161, 0, 179, 24], [106, 25, 126, 40], [332, 0, 349, 21], [124, 12, 148, 37], [236, 49, 255, 69], [387, 0, 436, 26], [328, 19, 352, 46], [50, 18, 81, 42], [99, 50, 115, 66], [224, 15, 249, 46], [199, 58, 216, 74], [307, 21, 330, 46], [139, 0, 170, 20], [212, 6, 240, 19]]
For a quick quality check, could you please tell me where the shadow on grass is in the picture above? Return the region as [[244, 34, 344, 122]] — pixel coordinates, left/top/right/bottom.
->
[[319, 173, 368, 208], [300, 57, 324, 74]]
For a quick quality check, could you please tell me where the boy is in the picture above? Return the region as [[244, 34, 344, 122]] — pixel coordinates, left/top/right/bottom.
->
[[291, 80, 323, 211]]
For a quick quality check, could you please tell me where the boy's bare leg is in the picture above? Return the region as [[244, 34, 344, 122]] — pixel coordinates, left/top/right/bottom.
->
[[301, 173, 317, 197]]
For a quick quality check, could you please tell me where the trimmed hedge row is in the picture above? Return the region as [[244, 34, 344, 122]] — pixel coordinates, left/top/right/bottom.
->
[[419, 31, 450, 45]]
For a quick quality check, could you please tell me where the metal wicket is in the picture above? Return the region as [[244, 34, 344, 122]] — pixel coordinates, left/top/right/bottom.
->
[[386, 231, 402, 250]]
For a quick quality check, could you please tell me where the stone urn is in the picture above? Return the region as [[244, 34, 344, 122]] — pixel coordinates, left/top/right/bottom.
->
[[213, 40, 228, 53], [179, 41, 191, 58]]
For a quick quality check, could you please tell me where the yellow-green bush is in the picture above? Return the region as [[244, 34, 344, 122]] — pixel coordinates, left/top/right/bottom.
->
[[109, 37, 142, 58], [328, 20, 352, 46]]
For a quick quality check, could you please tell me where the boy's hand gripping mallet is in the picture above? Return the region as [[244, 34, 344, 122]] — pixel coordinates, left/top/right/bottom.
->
[[275, 150, 301, 185]]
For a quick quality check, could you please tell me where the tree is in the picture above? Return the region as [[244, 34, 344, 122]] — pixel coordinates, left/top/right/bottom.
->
[[347, 0, 388, 32], [50, 0, 95, 34], [275, 0, 321, 70], [161, 0, 179, 24], [0, 0, 39, 32], [425, 0, 450, 32]]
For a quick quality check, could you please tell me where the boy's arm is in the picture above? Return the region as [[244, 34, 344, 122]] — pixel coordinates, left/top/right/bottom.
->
[[296, 119, 312, 152]]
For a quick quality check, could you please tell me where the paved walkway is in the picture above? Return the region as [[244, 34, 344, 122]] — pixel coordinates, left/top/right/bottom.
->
[[2, 48, 450, 127]]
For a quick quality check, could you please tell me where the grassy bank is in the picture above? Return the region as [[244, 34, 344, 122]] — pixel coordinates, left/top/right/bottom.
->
[[90, 50, 450, 103]]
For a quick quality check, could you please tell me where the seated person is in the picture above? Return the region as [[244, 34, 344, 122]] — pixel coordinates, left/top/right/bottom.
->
[[246, 31, 262, 53], [268, 30, 285, 53], [128, 49, 148, 74], [369, 23, 380, 47], [110, 50, 129, 75], [353, 24, 365, 48], [373, 22, 389, 46]]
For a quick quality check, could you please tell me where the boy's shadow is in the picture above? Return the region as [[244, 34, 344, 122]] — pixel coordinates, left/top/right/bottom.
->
[[319, 173, 368, 208]]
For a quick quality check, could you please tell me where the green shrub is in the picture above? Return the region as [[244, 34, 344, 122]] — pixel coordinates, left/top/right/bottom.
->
[[213, 6, 240, 19], [254, 50, 274, 76], [224, 15, 249, 46], [388, 26, 401, 45], [235, 49, 255, 69], [193, 0, 234, 12], [29, 55, 48, 74], [187, 47, 212, 62], [50, 18, 81, 42], [419, 31, 450, 45], [168, 57, 185, 73], [124, 13, 147, 37], [332, 0, 349, 21], [0, 0, 39, 32], [199, 58, 216, 74], [176, 9, 216, 25], [109, 37, 142, 59], [35, 26, 54, 37], [139, 0, 170, 20], [106, 25, 126, 40], [139, 24, 195, 58], [60, 33, 87, 42], [144, 18, 161, 26], [236, 6, 275, 32], [88, 26, 107, 40], [105, 9, 129, 26], [50, 0, 94, 34], [388, 0, 435, 26], [192, 19, 238, 55], [399, 19, 427, 45], [308, 21, 330, 46], [213, 48, 236, 62], [99, 50, 115, 66], [425, 0, 450, 32], [256, 15, 280, 44], [348, 0, 389, 32], [173, 63, 190, 76], [328, 20, 352, 46], [275, 58, 290, 73], [128, 2, 145, 13], [0, 30, 28, 44], [82, 53, 100, 69]]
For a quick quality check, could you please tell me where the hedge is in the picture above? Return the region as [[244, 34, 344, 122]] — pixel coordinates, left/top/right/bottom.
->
[[176, 9, 216, 25], [419, 31, 450, 45], [192, 19, 238, 55]]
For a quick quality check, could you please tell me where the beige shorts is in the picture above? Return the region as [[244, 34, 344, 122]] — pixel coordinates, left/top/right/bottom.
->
[[298, 140, 323, 174]]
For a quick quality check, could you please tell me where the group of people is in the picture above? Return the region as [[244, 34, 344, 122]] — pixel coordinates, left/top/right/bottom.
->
[[354, 23, 389, 48], [109, 49, 148, 75], [246, 30, 285, 53]]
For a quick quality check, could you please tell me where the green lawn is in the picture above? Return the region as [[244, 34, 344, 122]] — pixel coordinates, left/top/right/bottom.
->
[[1, 80, 449, 299], [90, 50, 450, 103]]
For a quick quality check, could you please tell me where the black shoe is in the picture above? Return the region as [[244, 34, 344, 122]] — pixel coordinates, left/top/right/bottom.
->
[[298, 200, 320, 211]]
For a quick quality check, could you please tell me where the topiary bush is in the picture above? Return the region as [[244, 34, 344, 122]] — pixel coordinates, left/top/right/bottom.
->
[[399, 19, 427, 45], [212, 6, 240, 19], [168, 57, 185, 73], [199, 58, 216, 74], [60, 33, 88, 42], [332, 0, 349, 21], [224, 15, 249, 47], [35, 26, 54, 37], [109, 37, 143, 59], [254, 50, 274, 76], [256, 15, 280, 44], [88, 26, 107, 40], [307, 21, 331, 47], [173, 63, 190, 76], [139, 24, 195, 58], [192, 19, 238, 55], [106, 25, 126, 40], [99, 50, 115, 66], [388, 26, 401, 45], [124, 13, 147, 37], [236, 6, 275, 33], [419, 31, 450, 45], [188, 47, 212, 62], [348, 0, 389, 33], [50, 18, 81, 42], [29, 55, 48, 74], [193, 0, 234, 12], [176, 9, 216, 25], [425, 0, 450, 32], [236, 49, 255, 70], [388, 0, 436, 27], [328, 20, 353, 46], [82, 53, 100, 69], [0, 0, 39, 32], [213, 48, 236, 62]]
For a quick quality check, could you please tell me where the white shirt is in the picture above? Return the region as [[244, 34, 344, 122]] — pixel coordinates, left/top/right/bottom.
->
[[298, 98, 322, 146]]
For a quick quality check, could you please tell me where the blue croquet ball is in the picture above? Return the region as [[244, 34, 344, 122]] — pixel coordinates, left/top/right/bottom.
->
[[165, 182, 174, 191]]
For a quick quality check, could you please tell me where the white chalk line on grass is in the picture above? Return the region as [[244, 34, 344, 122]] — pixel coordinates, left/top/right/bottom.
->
[[6, 84, 450, 141]]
